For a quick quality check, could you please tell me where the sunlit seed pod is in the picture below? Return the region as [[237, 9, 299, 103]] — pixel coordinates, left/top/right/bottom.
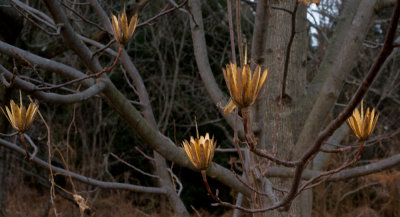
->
[[182, 133, 216, 171], [111, 9, 138, 45], [1, 91, 39, 133], [222, 62, 268, 114], [346, 101, 379, 141]]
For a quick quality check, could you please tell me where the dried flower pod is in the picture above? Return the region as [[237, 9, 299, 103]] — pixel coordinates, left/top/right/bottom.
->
[[73, 194, 91, 215], [298, 0, 320, 6], [346, 101, 379, 141], [1, 92, 39, 133], [111, 9, 138, 45], [182, 133, 216, 171], [222, 63, 268, 114]]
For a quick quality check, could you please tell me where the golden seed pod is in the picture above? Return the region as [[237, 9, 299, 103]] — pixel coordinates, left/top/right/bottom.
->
[[111, 9, 138, 45], [182, 133, 216, 171], [1, 92, 39, 133], [346, 101, 379, 141], [222, 63, 268, 114], [298, 0, 320, 6]]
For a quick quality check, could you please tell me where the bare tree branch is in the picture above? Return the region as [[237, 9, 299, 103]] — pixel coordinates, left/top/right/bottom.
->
[[266, 152, 400, 181], [0, 138, 167, 194], [0, 64, 106, 104], [0, 40, 94, 86], [0, 38, 250, 198]]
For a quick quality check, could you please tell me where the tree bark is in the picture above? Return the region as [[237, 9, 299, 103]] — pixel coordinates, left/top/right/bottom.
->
[[258, 1, 310, 216]]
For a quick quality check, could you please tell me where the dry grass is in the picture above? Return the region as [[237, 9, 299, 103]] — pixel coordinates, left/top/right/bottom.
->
[[312, 147, 400, 216], [3, 182, 238, 217], [4, 183, 169, 217]]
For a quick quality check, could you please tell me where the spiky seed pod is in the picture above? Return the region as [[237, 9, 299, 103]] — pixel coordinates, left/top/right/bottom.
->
[[346, 102, 379, 141], [1, 93, 39, 133], [182, 133, 216, 171], [111, 9, 138, 45], [222, 63, 268, 114]]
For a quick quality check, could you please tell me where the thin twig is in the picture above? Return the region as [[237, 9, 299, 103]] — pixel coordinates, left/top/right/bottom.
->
[[298, 141, 365, 193], [135, 147, 156, 161], [11, 1, 61, 36], [201, 170, 221, 202], [320, 146, 351, 153], [19, 133, 30, 159], [236, 0, 243, 65], [168, 168, 183, 196], [61, 1, 107, 33], [91, 39, 116, 59], [33, 98, 59, 216], [136, 0, 188, 28], [110, 152, 159, 179], [231, 169, 270, 197], [24, 134, 38, 160], [227, 0, 237, 64], [280, 1, 299, 98], [35, 45, 123, 91], [0, 132, 18, 137]]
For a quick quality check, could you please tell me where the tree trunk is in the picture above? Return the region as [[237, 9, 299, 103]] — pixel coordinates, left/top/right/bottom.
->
[[256, 1, 310, 216]]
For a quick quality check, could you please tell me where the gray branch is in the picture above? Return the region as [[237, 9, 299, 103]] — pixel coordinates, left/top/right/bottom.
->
[[0, 40, 94, 86], [0, 64, 106, 104], [267, 153, 400, 181]]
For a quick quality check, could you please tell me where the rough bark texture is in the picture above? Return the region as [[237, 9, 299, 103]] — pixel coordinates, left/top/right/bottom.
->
[[251, 0, 269, 149], [258, 1, 310, 216]]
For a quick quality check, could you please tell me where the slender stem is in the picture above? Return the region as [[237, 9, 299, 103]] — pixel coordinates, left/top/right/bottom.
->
[[233, 108, 251, 181], [227, 0, 237, 64], [93, 44, 123, 77], [236, 0, 243, 65], [195, 116, 199, 138], [201, 170, 220, 202], [233, 129, 250, 183], [234, 108, 239, 144], [20, 133, 30, 159], [241, 108, 254, 145], [354, 141, 365, 160]]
